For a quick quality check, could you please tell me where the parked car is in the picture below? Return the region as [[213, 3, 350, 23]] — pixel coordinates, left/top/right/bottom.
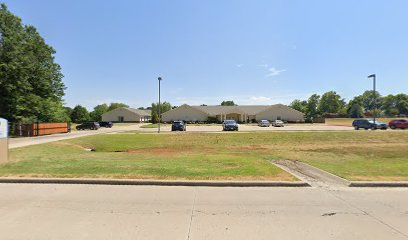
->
[[223, 120, 238, 131], [352, 119, 387, 130], [388, 119, 408, 129], [258, 120, 270, 127], [272, 120, 284, 127], [76, 122, 100, 130], [171, 121, 186, 131], [99, 121, 113, 128]]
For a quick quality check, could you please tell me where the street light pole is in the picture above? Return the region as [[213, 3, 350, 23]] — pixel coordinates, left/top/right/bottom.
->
[[368, 74, 376, 122], [158, 77, 162, 133]]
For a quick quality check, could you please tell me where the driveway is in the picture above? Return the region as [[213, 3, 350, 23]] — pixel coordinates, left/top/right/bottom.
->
[[0, 184, 407, 240], [8, 124, 145, 149]]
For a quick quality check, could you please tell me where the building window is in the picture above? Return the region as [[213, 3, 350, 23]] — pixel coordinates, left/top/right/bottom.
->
[[118, 116, 124, 122]]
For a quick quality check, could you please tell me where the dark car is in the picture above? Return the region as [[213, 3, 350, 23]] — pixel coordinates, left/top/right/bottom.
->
[[223, 120, 238, 131], [171, 121, 186, 131], [389, 119, 408, 129], [352, 119, 387, 130], [99, 121, 113, 128], [76, 122, 100, 130]]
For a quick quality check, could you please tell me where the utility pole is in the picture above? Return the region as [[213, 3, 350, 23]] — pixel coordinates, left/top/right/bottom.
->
[[158, 77, 162, 133], [368, 74, 376, 122]]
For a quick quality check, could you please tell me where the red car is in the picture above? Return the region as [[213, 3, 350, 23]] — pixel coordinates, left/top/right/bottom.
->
[[388, 119, 408, 129]]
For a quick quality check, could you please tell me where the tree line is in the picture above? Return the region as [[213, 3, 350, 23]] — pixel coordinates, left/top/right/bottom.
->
[[0, 4, 66, 123], [290, 91, 408, 120]]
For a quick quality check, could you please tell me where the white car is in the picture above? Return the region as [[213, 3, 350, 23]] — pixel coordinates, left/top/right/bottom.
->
[[272, 120, 284, 127], [258, 120, 270, 127]]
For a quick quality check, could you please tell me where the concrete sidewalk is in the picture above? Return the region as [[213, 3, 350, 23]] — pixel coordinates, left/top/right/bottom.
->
[[0, 184, 407, 240]]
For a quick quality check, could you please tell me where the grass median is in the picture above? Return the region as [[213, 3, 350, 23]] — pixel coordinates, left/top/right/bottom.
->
[[2, 131, 408, 181]]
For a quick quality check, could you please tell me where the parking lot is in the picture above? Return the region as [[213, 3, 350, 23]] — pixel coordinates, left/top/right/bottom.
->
[[139, 124, 355, 132]]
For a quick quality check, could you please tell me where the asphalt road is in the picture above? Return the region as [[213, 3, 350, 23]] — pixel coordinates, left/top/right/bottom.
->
[[0, 184, 407, 240]]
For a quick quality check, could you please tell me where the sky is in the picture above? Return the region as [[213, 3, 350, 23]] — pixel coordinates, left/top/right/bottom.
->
[[3, 0, 408, 110]]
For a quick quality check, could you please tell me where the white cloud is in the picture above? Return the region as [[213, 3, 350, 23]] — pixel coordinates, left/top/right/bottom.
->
[[236, 64, 244, 68], [173, 93, 313, 106], [250, 96, 271, 102], [257, 64, 268, 68], [266, 67, 286, 77]]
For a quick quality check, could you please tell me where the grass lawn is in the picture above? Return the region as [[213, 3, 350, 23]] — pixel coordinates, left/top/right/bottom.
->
[[2, 131, 408, 181]]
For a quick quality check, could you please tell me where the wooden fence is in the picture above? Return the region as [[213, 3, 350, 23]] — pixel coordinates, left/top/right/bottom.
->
[[12, 122, 69, 137]]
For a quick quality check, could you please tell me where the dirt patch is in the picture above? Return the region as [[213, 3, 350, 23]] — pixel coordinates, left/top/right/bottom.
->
[[127, 147, 216, 156], [53, 141, 90, 150]]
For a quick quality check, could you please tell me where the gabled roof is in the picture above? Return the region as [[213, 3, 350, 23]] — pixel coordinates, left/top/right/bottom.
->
[[189, 105, 276, 115], [256, 104, 304, 116], [126, 108, 151, 116], [163, 104, 303, 117]]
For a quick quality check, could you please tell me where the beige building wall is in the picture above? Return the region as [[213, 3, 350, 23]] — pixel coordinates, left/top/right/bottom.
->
[[256, 105, 304, 121], [162, 105, 209, 122], [102, 108, 142, 122]]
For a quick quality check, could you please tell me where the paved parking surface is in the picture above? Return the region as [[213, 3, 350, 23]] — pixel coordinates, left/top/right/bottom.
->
[[0, 184, 407, 240], [139, 124, 354, 132]]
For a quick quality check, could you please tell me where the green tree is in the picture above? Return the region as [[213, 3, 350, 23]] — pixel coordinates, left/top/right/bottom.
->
[[394, 94, 408, 115], [381, 94, 398, 116], [220, 101, 236, 106], [290, 99, 307, 113], [151, 112, 159, 124], [37, 99, 70, 122], [0, 4, 66, 122], [360, 90, 382, 113], [305, 94, 320, 118], [346, 96, 364, 118], [318, 91, 345, 115], [151, 102, 172, 122], [70, 105, 90, 123], [90, 104, 109, 121], [108, 103, 129, 111]]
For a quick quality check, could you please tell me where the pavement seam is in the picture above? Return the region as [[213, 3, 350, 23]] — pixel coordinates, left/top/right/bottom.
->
[[328, 190, 408, 239], [187, 188, 197, 240]]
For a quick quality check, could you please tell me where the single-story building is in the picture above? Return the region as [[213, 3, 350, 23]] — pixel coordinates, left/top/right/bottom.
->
[[161, 104, 304, 123], [102, 107, 151, 123]]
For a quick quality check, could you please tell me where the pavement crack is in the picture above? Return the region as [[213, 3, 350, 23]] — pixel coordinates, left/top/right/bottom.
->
[[329, 191, 408, 239], [187, 188, 197, 240], [322, 212, 336, 217]]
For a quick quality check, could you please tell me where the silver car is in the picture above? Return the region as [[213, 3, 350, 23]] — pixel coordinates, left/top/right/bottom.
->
[[258, 120, 270, 127], [272, 120, 284, 127]]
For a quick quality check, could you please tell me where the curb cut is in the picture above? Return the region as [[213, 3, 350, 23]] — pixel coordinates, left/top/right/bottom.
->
[[349, 181, 408, 188], [0, 178, 310, 187]]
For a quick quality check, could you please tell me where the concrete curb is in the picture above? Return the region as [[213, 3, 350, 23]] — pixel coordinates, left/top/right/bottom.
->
[[0, 178, 310, 187], [349, 181, 408, 187]]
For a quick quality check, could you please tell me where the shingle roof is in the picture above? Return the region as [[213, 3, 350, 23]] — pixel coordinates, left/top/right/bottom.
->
[[191, 105, 272, 115], [126, 108, 151, 116]]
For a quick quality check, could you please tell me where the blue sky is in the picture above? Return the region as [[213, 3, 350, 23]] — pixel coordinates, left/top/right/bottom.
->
[[4, 0, 408, 110]]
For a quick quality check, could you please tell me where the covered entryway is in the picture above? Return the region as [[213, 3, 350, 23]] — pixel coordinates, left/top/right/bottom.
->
[[217, 112, 247, 123]]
